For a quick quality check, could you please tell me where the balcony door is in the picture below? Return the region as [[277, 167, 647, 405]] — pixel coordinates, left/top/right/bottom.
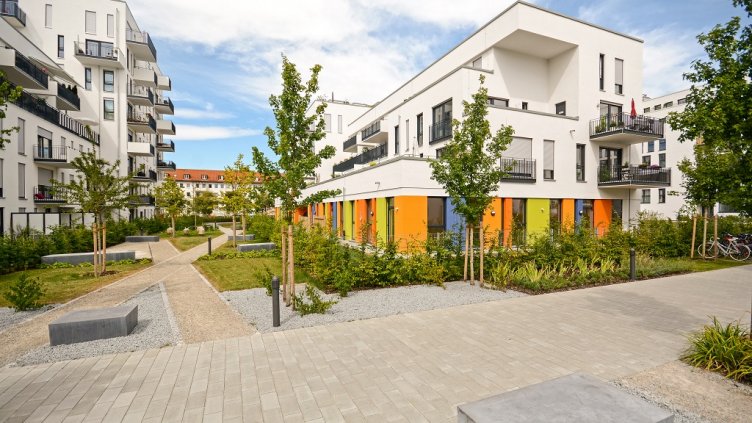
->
[[599, 102, 622, 127], [599, 147, 622, 169]]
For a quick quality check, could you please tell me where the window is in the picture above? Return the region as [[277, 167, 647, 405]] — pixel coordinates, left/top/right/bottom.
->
[[658, 189, 666, 203], [677, 98, 687, 105], [17, 118, 24, 155], [416, 114, 423, 146], [543, 140, 554, 180], [659, 138, 666, 151], [614, 58, 624, 94], [550, 199, 561, 229], [394, 125, 399, 155], [511, 199, 526, 245], [641, 189, 651, 204], [581, 200, 594, 229], [85, 68, 92, 90], [647, 140, 655, 152], [555, 102, 566, 116], [599, 54, 604, 90], [17, 163, 25, 198], [612, 199, 623, 223], [179, 183, 184, 188], [337, 115, 342, 134], [45, 4, 52, 27], [643, 107, 650, 113], [103, 70, 114, 92], [653, 104, 662, 111], [85, 11, 96, 34], [37, 128, 52, 159], [488, 97, 509, 107], [183, 174, 190, 179], [208, 184, 212, 188], [0, 158, 3, 197], [576, 144, 585, 182], [57, 35, 64, 58], [436, 147, 445, 159], [471, 57, 482, 68], [218, 175, 224, 180], [427, 197, 446, 235], [664, 101, 673, 108], [323, 114, 331, 132], [642, 155, 651, 165], [107, 14, 114, 38], [521, 102, 528, 110], [659, 153, 666, 168], [431, 99, 452, 142], [201, 174, 208, 180], [103, 99, 115, 120]]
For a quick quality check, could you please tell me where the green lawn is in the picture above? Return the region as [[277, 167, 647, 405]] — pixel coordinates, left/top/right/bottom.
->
[[162, 228, 222, 251], [194, 256, 311, 292], [0, 261, 152, 308]]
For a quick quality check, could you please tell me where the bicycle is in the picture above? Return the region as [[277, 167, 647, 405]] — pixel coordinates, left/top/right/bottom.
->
[[697, 234, 751, 261]]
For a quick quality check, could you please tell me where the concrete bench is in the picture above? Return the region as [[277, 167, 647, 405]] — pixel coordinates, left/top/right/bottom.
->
[[125, 235, 160, 242], [237, 242, 275, 252], [228, 234, 255, 241], [42, 251, 136, 265], [48, 305, 138, 346], [457, 373, 673, 423]]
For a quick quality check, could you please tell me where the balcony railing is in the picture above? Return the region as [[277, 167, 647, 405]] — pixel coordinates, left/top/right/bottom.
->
[[74, 41, 123, 64], [598, 165, 671, 187], [128, 111, 157, 132], [33, 145, 66, 161], [127, 84, 154, 104], [15, 51, 48, 88], [590, 113, 663, 139], [130, 195, 156, 206], [155, 95, 174, 113], [332, 144, 388, 174], [33, 186, 66, 203], [57, 83, 80, 109], [157, 139, 175, 151], [361, 121, 381, 141], [0, 1, 26, 26], [126, 29, 157, 61], [429, 119, 452, 144], [132, 169, 158, 181], [157, 160, 176, 170], [500, 157, 536, 182], [343, 135, 357, 151], [9, 80, 99, 144]]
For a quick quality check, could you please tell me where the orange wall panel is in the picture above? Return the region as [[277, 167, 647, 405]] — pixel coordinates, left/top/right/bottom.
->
[[483, 198, 503, 247], [502, 198, 513, 247], [394, 196, 428, 251], [561, 198, 575, 232], [593, 199, 612, 236], [354, 199, 368, 242]]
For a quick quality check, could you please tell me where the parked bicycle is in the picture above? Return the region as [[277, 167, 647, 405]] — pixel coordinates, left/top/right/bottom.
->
[[697, 234, 751, 261]]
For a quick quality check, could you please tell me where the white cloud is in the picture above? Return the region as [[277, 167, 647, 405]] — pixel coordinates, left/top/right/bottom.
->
[[173, 125, 261, 141], [174, 107, 234, 120], [638, 27, 700, 96]]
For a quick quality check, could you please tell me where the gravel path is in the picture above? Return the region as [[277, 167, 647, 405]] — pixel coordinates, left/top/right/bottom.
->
[[0, 305, 57, 333], [13, 283, 179, 366], [223, 281, 526, 332]]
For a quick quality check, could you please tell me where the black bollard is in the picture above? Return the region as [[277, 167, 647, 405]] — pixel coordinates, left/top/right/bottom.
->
[[272, 276, 280, 327], [629, 248, 636, 281], [208, 237, 212, 255]]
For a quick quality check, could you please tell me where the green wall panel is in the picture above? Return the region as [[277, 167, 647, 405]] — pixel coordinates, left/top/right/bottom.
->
[[376, 198, 388, 244], [526, 198, 550, 239], [344, 201, 353, 240]]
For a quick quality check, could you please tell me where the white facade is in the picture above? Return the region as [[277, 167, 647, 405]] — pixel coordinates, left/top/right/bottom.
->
[[0, 0, 176, 235]]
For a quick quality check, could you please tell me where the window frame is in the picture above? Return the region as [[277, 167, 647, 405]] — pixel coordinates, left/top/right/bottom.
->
[[85, 10, 96, 34], [416, 113, 423, 146], [45, 4, 52, 28], [103, 98, 115, 120], [555, 102, 566, 116], [647, 141, 655, 153], [658, 189, 666, 204], [57, 35, 64, 58], [107, 14, 114, 38], [84, 68, 92, 90], [598, 53, 605, 91], [641, 189, 651, 204], [427, 197, 446, 234], [575, 144, 586, 182], [103, 70, 114, 92]]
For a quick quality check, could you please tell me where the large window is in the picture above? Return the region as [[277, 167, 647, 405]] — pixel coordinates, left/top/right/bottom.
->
[[642, 155, 651, 165], [511, 199, 526, 245], [323, 114, 331, 132], [45, 4, 52, 28], [103, 70, 114, 92], [598, 54, 605, 90], [57, 35, 64, 58], [612, 199, 623, 223], [17, 163, 25, 199], [614, 58, 624, 94], [658, 153, 666, 168], [543, 140, 555, 180], [84, 68, 92, 90], [576, 144, 585, 182], [549, 199, 561, 229], [394, 125, 399, 155], [17, 118, 24, 155], [107, 14, 114, 38], [427, 197, 446, 235], [647, 140, 655, 152], [103, 98, 115, 120], [416, 114, 423, 146], [85, 11, 96, 34], [431, 99, 452, 142], [659, 138, 666, 151], [658, 189, 666, 204], [641, 189, 651, 204], [581, 200, 594, 229]]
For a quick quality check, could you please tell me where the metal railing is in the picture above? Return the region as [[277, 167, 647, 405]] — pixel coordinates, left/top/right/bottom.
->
[[125, 29, 157, 60], [127, 111, 157, 132], [33, 186, 66, 203], [127, 84, 154, 104], [500, 157, 536, 181], [14, 51, 47, 88], [132, 169, 157, 181], [157, 160, 176, 170], [57, 83, 80, 109], [598, 165, 671, 186], [0, 1, 26, 26], [74, 41, 122, 62], [33, 145, 66, 161], [590, 112, 664, 138], [429, 119, 452, 144], [156, 95, 173, 112], [361, 121, 381, 141], [157, 139, 174, 150], [332, 144, 388, 174], [343, 135, 357, 151]]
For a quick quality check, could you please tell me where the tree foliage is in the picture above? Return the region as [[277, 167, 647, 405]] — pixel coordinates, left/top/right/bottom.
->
[[667, 0, 752, 214], [155, 176, 186, 237], [677, 144, 734, 210], [191, 191, 218, 219], [0, 72, 22, 150]]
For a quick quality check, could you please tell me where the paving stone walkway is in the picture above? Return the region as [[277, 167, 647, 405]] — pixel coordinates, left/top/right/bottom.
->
[[0, 264, 749, 422]]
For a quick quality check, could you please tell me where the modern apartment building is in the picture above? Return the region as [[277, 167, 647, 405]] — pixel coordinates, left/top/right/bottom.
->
[[300, 1, 671, 249], [0, 0, 176, 235]]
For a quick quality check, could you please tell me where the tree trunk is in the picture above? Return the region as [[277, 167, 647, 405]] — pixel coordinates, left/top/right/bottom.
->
[[231, 215, 237, 247], [281, 225, 288, 306], [463, 225, 469, 282], [713, 214, 718, 258], [171, 216, 176, 239], [479, 224, 484, 287], [101, 219, 108, 274], [469, 225, 475, 286], [242, 214, 247, 241], [288, 224, 296, 310], [92, 221, 99, 277], [690, 214, 697, 258], [701, 208, 709, 258]]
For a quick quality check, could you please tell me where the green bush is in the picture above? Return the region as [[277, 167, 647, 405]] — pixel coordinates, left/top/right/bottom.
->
[[3, 273, 46, 311], [293, 284, 337, 316], [683, 317, 752, 383], [248, 214, 275, 241]]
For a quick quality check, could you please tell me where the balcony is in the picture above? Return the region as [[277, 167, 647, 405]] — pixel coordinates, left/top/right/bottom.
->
[[127, 141, 155, 157], [33, 186, 66, 204], [0, 49, 48, 90], [127, 111, 157, 134], [55, 83, 80, 111], [156, 119, 176, 135], [343, 135, 357, 153], [157, 75, 171, 91], [130, 195, 156, 206], [11, 82, 100, 145], [598, 165, 671, 188], [157, 160, 176, 171], [131, 169, 158, 182], [33, 145, 74, 168], [333, 144, 388, 174], [429, 119, 452, 144], [74, 41, 125, 69], [500, 157, 536, 182], [590, 113, 664, 144], [127, 85, 154, 107], [155, 96, 174, 115], [157, 139, 175, 152], [125, 29, 157, 62], [132, 66, 158, 89], [0, 1, 25, 27], [360, 121, 387, 145]]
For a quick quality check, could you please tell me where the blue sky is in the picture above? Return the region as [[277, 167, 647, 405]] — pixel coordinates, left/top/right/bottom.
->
[[126, 0, 746, 170]]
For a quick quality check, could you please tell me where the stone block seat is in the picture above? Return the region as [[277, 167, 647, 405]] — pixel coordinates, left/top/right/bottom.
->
[[237, 242, 275, 252], [125, 235, 160, 242], [228, 234, 255, 241], [42, 251, 136, 265], [48, 305, 138, 346], [457, 373, 673, 423]]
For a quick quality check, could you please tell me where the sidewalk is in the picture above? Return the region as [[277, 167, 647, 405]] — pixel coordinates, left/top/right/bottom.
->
[[0, 264, 749, 422]]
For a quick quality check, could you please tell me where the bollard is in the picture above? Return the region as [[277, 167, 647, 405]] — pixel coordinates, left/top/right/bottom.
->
[[272, 276, 280, 327], [629, 248, 636, 281], [208, 237, 212, 255]]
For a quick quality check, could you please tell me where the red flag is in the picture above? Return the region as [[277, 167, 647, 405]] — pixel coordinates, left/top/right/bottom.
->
[[630, 98, 637, 118]]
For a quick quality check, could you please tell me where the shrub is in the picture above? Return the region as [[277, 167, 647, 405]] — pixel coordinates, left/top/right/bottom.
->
[[248, 214, 275, 241], [253, 264, 274, 296], [293, 284, 337, 316], [3, 273, 46, 311], [682, 317, 752, 383]]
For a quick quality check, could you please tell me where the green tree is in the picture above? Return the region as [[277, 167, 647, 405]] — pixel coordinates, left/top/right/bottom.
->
[[220, 189, 244, 246], [52, 152, 132, 276], [224, 154, 257, 245], [155, 176, 186, 239], [667, 0, 752, 214], [0, 72, 22, 150], [191, 191, 218, 225], [430, 75, 513, 286], [252, 56, 339, 307]]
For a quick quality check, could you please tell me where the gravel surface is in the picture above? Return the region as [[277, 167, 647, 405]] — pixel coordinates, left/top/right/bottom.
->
[[14, 283, 178, 366], [612, 380, 711, 423], [0, 305, 57, 333], [223, 281, 526, 333]]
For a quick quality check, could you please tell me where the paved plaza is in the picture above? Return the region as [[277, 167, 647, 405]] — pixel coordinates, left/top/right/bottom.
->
[[0, 265, 749, 422]]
